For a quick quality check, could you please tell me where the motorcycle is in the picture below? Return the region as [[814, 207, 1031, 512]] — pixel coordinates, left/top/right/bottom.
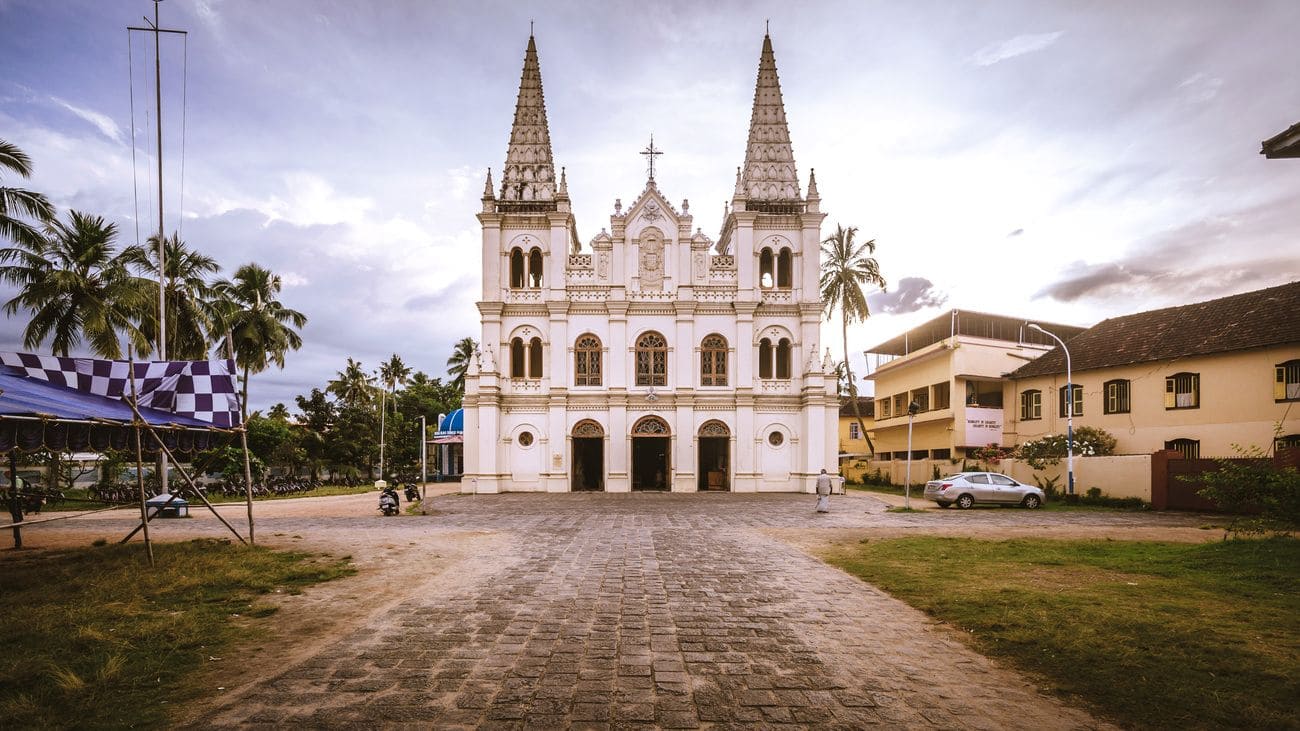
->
[[378, 487, 400, 516], [403, 483, 420, 502]]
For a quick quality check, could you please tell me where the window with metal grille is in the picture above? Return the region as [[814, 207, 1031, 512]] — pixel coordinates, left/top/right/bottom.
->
[[700, 335, 727, 386], [1164, 372, 1199, 409], [635, 332, 667, 386], [849, 422, 861, 439], [1058, 384, 1083, 417], [574, 335, 601, 386], [1164, 438, 1200, 459], [1275, 360, 1300, 402], [1104, 379, 1130, 414], [910, 388, 928, 412], [1020, 389, 1042, 420]]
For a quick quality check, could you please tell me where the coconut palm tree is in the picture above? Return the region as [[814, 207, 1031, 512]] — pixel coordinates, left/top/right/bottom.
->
[[327, 357, 374, 408], [446, 336, 477, 392], [379, 353, 411, 405], [0, 210, 151, 358], [820, 224, 886, 453], [122, 232, 221, 360], [0, 139, 55, 247], [213, 263, 307, 420]]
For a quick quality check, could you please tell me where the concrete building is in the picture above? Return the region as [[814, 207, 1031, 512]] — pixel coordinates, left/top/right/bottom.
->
[[864, 310, 1085, 462], [1005, 282, 1300, 459], [837, 396, 874, 459], [461, 33, 838, 494]]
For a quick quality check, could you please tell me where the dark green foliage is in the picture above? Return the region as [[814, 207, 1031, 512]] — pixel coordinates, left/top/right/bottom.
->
[[1193, 444, 1300, 536]]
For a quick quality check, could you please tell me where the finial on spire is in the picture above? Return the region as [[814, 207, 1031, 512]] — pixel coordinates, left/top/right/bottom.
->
[[765, 19, 769, 35], [483, 168, 495, 198], [530, 19, 534, 37], [640, 134, 663, 181], [558, 166, 568, 195], [807, 168, 819, 198]]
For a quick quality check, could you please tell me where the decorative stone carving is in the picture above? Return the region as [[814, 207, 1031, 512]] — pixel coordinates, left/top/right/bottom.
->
[[639, 233, 665, 292], [631, 416, 671, 435], [597, 252, 609, 279], [572, 419, 604, 437], [641, 200, 662, 221], [699, 420, 730, 437]]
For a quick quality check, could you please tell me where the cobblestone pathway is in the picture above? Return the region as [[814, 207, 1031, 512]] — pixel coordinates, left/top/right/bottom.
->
[[192, 493, 1154, 729]]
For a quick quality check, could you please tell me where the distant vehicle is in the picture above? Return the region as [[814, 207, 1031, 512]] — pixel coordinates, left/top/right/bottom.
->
[[924, 472, 1044, 509]]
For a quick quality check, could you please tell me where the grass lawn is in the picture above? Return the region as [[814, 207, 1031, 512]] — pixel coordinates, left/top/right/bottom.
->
[[823, 536, 1300, 730], [0, 539, 353, 729], [40, 483, 376, 511]]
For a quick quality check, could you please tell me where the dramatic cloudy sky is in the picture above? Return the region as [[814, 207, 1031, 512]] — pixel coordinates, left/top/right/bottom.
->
[[2, 0, 1297, 408]]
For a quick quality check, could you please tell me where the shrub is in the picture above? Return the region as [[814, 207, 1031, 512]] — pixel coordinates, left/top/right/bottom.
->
[[1017, 426, 1118, 470], [1192, 444, 1300, 536]]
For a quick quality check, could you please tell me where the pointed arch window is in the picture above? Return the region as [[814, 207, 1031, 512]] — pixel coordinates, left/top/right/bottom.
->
[[776, 248, 792, 288], [575, 334, 602, 386], [528, 337, 544, 378], [701, 334, 727, 387], [759, 248, 774, 288], [758, 338, 773, 379], [528, 247, 544, 288], [635, 332, 668, 386], [509, 248, 526, 289], [510, 338, 526, 378]]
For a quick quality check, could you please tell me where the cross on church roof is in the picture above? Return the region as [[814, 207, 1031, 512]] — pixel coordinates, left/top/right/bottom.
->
[[641, 134, 663, 181]]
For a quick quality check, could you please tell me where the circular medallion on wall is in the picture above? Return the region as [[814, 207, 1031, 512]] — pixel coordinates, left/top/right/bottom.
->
[[768, 431, 784, 447], [518, 431, 534, 447]]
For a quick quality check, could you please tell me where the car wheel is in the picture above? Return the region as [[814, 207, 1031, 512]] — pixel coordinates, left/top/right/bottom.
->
[[956, 494, 974, 509], [1022, 494, 1042, 509]]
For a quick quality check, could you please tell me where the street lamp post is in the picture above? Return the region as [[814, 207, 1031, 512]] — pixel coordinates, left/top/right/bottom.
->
[[1028, 324, 1074, 498], [905, 400, 920, 509]]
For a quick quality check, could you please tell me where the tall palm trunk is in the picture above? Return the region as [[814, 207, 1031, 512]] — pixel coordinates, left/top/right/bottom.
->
[[842, 314, 875, 453]]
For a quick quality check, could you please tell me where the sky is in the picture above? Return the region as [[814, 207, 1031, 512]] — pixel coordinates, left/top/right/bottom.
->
[[2, 0, 1298, 410]]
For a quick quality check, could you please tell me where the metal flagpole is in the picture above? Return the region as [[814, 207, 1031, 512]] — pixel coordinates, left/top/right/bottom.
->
[[420, 415, 427, 502]]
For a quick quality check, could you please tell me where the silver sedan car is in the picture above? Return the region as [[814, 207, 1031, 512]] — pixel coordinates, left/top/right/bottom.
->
[[923, 472, 1045, 509]]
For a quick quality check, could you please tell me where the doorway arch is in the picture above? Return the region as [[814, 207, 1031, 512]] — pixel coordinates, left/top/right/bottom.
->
[[697, 420, 731, 491], [571, 420, 605, 491], [631, 416, 671, 491]]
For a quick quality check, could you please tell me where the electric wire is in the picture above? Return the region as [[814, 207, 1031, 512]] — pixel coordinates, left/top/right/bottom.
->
[[128, 30, 141, 249], [178, 32, 188, 240]]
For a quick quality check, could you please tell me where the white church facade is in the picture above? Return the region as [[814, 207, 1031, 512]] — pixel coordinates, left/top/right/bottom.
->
[[461, 33, 838, 494]]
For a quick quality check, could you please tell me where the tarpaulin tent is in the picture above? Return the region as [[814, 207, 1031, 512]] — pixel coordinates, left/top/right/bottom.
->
[[0, 365, 226, 453]]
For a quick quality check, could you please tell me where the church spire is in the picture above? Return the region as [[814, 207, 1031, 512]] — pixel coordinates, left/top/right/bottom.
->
[[739, 32, 801, 206], [499, 34, 556, 208]]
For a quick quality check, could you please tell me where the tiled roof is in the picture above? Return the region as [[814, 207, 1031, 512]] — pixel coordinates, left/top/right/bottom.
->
[[839, 396, 874, 417], [1008, 281, 1300, 379]]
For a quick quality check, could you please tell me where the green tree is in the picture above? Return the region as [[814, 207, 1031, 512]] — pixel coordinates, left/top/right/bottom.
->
[[294, 389, 334, 480], [122, 233, 220, 359], [326, 357, 376, 408], [0, 210, 151, 358], [820, 224, 886, 453], [213, 263, 307, 420], [0, 139, 55, 247], [379, 353, 411, 405], [326, 403, 379, 479], [446, 336, 477, 393]]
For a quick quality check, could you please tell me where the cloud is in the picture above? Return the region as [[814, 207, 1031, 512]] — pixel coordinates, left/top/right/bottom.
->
[[50, 97, 124, 144], [1035, 197, 1300, 303], [1178, 72, 1223, 103], [1007, 228, 1024, 237], [868, 277, 948, 315], [972, 32, 1064, 66]]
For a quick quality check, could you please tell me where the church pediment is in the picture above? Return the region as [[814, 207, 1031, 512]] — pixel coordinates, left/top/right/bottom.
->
[[622, 183, 682, 237]]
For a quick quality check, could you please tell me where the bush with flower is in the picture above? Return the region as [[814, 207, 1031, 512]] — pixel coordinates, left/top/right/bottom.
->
[[1016, 426, 1118, 470]]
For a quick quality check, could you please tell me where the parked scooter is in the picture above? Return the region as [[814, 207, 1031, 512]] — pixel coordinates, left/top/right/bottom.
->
[[403, 483, 420, 502], [378, 486, 400, 516]]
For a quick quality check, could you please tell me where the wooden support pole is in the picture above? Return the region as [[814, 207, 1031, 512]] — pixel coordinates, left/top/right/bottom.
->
[[127, 349, 155, 565]]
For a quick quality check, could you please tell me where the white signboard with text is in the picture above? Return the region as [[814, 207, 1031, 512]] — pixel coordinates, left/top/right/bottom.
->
[[963, 407, 1004, 448]]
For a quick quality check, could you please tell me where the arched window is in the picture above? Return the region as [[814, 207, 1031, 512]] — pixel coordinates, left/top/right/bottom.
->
[[759, 248, 774, 288], [528, 337, 543, 378], [1104, 379, 1131, 414], [776, 338, 792, 379], [510, 337, 525, 378], [509, 248, 525, 289], [635, 332, 667, 386], [700, 334, 727, 387], [776, 248, 792, 288], [758, 338, 773, 379], [528, 247, 544, 288], [1058, 384, 1083, 417], [575, 334, 601, 386]]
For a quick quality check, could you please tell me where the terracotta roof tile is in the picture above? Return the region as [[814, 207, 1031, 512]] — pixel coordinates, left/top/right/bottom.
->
[[1008, 281, 1300, 378], [839, 396, 874, 417]]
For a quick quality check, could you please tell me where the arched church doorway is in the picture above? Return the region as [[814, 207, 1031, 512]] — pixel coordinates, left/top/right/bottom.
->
[[631, 416, 671, 491], [697, 420, 731, 491], [571, 420, 604, 491]]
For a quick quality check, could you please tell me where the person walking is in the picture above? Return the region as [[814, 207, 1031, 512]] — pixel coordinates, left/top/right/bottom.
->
[[815, 468, 833, 513]]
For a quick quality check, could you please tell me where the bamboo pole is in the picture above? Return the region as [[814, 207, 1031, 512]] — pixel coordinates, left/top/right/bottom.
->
[[127, 349, 155, 565], [227, 337, 255, 545]]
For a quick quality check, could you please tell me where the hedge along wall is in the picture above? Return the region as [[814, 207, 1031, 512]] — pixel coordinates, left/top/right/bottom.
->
[[849, 454, 1154, 502]]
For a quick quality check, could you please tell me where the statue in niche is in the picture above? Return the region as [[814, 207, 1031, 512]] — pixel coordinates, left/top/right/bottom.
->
[[597, 252, 609, 279], [694, 251, 706, 280], [639, 237, 664, 291]]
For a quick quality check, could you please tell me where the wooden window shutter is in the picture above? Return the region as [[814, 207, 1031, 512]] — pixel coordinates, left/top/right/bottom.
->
[[1164, 377, 1176, 408], [1277, 366, 1287, 400]]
